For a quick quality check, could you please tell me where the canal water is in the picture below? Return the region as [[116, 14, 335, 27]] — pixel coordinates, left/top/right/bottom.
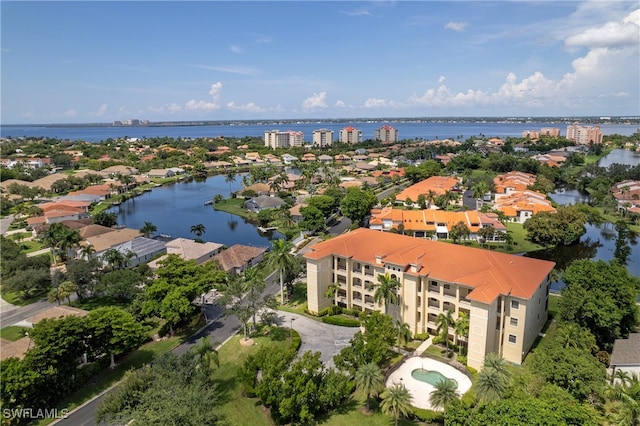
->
[[108, 174, 278, 249], [526, 148, 640, 292]]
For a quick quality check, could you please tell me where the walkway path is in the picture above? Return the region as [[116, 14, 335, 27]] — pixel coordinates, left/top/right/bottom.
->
[[414, 336, 433, 356]]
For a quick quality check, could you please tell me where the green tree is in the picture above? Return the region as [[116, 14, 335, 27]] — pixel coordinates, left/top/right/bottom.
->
[[193, 337, 219, 373], [267, 239, 297, 304], [300, 205, 325, 233], [449, 221, 470, 243], [87, 307, 147, 368], [394, 319, 412, 347], [454, 311, 469, 353], [225, 168, 236, 195], [139, 221, 157, 238], [523, 205, 591, 246], [429, 378, 460, 411], [355, 362, 385, 411], [374, 272, 400, 308], [475, 365, 508, 404], [436, 310, 455, 356], [380, 383, 412, 426], [340, 186, 377, 225], [190, 223, 206, 241], [92, 211, 118, 227], [40, 222, 80, 265], [559, 259, 640, 351]]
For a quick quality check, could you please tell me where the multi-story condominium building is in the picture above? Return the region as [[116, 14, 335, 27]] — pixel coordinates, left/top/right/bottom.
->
[[566, 123, 603, 145], [339, 126, 363, 144], [264, 130, 305, 149], [304, 228, 555, 370], [312, 129, 334, 147], [375, 125, 398, 143], [522, 128, 561, 139]]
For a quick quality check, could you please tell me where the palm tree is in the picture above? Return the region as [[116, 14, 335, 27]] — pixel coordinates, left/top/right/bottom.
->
[[355, 363, 385, 411], [426, 190, 438, 208], [190, 223, 206, 241], [436, 310, 455, 356], [429, 378, 460, 411], [140, 221, 157, 238], [47, 287, 63, 306], [103, 248, 126, 270], [324, 282, 340, 301], [373, 273, 400, 309], [482, 352, 510, 382], [605, 372, 640, 425], [380, 383, 412, 426], [58, 280, 78, 306], [556, 323, 597, 353], [267, 239, 297, 304], [454, 311, 469, 354], [394, 319, 412, 347], [193, 337, 219, 373], [475, 366, 508, 404], [79, 244, 96, 260], [41, 222, 80, 265], [225, 169, 236, 196]]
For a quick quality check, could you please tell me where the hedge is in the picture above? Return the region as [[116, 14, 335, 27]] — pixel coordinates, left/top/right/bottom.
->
[[320, 316, 360, 327]]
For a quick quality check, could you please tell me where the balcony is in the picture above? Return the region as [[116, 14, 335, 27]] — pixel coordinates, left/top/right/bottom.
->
[[352, 292, 362, 302], [352, 263, 362, 274], [428, 298, 440, 309], [460, 297, 471, 305], [364, 266, 374, 277], [353, 278, 362, 288], [443, 289, 457, 298]]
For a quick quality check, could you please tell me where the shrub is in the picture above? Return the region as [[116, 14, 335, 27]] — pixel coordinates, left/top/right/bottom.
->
[[458, 355, 467, 365], [465, 365, 477, 375], [321, 316, 360, 327], [412, 408, 445, 424], [432, 335, 444, 345], [342, 308, 360, 317], [414, 332, 430, 341], [328, 305, 342, 315]]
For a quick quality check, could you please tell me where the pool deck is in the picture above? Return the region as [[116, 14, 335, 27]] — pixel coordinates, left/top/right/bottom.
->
[[386, 356, 472, 411]]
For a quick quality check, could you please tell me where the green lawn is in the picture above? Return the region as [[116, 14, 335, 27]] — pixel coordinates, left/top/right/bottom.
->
[[0, 325, 29, 341], [212, 198, 254, 219], [504, 222, 546, 253], [1, 287, 44, 306]]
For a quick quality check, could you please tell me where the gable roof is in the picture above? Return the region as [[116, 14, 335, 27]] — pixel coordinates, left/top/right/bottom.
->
[[304, 228, 554, 304], [165, 237, 223, 259], [396, 176, 459, 203], [610, 333, 640, 367], [83, 228, 142, 252]]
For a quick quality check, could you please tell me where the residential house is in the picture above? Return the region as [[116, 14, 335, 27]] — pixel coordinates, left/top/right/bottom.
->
[[147, 168, 175, 178], [211, 244, 268, 274], [83, 228, 142, 258], [369, 207, 506, 241], [395, 176, 460, 206], [148, 238, 224, 270], [244, 195, 286, 212], [493, 190, 556, 223], [303, 228, 555, 370], [609, 333, 640, 379], [493, 171, 537, 194], [281, 154, 298, 165]]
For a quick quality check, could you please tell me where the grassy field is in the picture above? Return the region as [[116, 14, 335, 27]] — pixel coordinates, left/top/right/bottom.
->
[[504, 222, 546, 253], [70, 295, 132, 311], [0, 325, 29, 341], [212, 197, 254, 219]]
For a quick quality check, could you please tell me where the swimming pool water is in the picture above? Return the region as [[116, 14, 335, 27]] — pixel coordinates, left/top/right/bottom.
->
[[411, 368, 458, 387]]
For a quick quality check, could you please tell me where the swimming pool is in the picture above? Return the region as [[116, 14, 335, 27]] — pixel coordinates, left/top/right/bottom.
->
[[411, 368, 458, 387]]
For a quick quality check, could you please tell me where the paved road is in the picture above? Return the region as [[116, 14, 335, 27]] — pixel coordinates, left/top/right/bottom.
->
[[0, 214, 15, 235]]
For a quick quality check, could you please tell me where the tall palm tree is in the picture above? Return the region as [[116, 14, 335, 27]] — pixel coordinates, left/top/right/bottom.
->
[[605, 372, 640, 425], [394, 319, 412, 347], [79, 244, 96, 260], [436, 310, 455, 356], [139, 221, 157, 238], [482, 352, 510, 382], [454, 311, 469, 354], [355, 363, 385, 411], [190, 223, 206, 241], [103, 248, 126, 270], [58, 280, 78, 306], [556, 323, 597, 353], [324, 282, 340, 302], [429, 378, 460, 411], [374, 273, 400, 309], [225, 169, 236, 196], [475, 366, 508, 404], [380, 383, 412, 426], [267, 239, 297, 304], [41, 222, 80, 265]]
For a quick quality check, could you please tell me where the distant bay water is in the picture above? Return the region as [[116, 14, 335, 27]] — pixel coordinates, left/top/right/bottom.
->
[[1, 121, 638, 142]]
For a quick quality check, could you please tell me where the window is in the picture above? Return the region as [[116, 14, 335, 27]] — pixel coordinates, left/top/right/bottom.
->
[[509, 317, 518, 327], [511, 300, 520, 309], [508, 334, 517, 344]]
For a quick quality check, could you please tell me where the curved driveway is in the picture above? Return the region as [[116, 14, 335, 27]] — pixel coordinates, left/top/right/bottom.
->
[[276, 311, 359, 367]]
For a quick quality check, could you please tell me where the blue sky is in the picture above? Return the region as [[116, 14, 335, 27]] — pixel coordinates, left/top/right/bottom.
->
[[2, 1, 639, 124]]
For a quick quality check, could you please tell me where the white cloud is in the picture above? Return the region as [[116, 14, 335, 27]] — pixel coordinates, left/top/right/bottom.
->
[[226, 101, 266, 112], [209, 82, 223, 99], [335, 100, 346, 108], [62, 109, 77, 117], [363, 98, 401, 109], [90, 103, 108, 117], [167, 103, 182, 113], [445, 21, 468, 31], [438, 76, 446, 84], [302, 92, 328, 110], [185, 99, 220, 111], [229, 45, 243, 54], [250, 33, 272, 43], [565, 9, 640, 48]]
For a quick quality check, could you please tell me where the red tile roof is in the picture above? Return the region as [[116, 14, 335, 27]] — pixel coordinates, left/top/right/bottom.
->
[[304, 228, 554, 304]]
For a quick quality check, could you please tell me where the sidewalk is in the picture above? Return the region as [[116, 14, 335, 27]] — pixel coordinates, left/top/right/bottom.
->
[[414, 336, 433, 356]]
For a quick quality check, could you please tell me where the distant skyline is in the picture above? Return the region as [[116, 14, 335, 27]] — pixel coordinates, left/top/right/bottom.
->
[[1, 1, 639, 125]]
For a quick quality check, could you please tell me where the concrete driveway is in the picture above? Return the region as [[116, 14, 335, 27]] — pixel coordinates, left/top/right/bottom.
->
[[275, 311, 359, 367]]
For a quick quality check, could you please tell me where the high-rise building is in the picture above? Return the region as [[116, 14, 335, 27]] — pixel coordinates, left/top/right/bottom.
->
[[375, 125, 398, 143], [339, 126, 362, 144], [304, 228, 555, 370], [566, 124, 603, 145], [312, 129, 334, 147], [264, 130, 305, 149]]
